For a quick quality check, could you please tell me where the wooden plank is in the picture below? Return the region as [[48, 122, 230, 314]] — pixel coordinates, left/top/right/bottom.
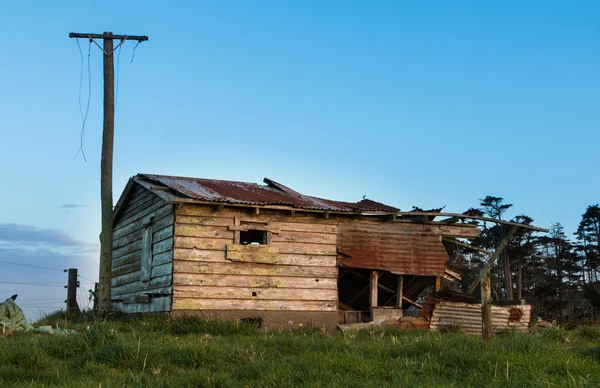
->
[[172, 298, 336, 311], [113, 207, 173, 241], [394, 211, 548, 233], [113, 295, 171, 313], [140, 223, 153, 282], [152, 262, 173, 278], [272, 241, 337, 256], [153, 237, 173, 255], [174, 261, 337, 278], [226, 244, 279, 264], [153, 251, 173, 266], [269, 221, 337, 234], [112, 275, 172, 296], [119, 195, 162, 223], [119, 190, 156, 219], [173, 286, 337, 301], [112, 270, 141, 287], [271, 231, 336, 244], [174, 236, 230, 250], [468, 225, 518, 293], [112, 250, 141, 269], [113, 239, 142, 259], [175, 224, 234, 239], [111, 261, 141, 277], [153, 225, 174, 243], [481, 268, 492, 343], [442, 237, 492, 254], [176, 215, 234, 227], [174, 273, 337, 289], [116, 202, 171, 231], [397, 275, 403, 308], [174, 249, 336, 267], [370, 270, 378, 309]]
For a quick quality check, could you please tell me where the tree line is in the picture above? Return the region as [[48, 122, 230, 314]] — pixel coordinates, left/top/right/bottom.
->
[[445, 197, 600, 322]]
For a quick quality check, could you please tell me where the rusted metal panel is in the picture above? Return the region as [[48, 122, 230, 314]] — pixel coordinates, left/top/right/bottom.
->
[[137, 174, 399, 213], [430, 301, 531, 335], [337, 223, 449, 276]]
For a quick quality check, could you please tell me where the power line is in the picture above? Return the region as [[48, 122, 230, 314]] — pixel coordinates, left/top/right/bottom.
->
[[78, 274, 97, 282], [0, 281, 64, 287], [0, 260, 64, 272], [74, 39, 92, 161]]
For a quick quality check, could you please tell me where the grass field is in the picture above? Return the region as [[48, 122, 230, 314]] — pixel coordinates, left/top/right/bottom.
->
[[1, 313, 600, 387]]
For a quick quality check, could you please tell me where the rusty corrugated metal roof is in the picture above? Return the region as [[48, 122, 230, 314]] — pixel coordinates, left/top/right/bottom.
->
[[136, 174, 399, 213], [337, 223, 449, 276]]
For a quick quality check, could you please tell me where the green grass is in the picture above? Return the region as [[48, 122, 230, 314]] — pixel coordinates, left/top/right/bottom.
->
[[2, 313, 600, 387]]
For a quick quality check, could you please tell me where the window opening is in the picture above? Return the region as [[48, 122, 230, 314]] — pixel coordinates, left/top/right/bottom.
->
[[240, 229, 267, 245]]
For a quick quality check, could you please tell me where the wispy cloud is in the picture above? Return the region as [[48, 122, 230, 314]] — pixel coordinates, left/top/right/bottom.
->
[[0, 223, 94, 248], [60, 204, 87, 209]]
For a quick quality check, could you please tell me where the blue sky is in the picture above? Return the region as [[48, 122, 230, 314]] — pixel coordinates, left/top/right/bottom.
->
[[0, 1, 598, 318]]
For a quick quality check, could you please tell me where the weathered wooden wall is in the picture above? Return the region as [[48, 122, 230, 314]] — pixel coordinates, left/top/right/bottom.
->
[[172, 205, 338, 318], [111, 184, 174, 313]]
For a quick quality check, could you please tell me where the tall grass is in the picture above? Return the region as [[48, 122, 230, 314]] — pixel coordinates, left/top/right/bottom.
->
[[1, 314, 600, 387]]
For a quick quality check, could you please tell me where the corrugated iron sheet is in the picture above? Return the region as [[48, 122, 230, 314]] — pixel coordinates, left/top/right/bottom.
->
[[430, 301, 531, 335], [337, 223, 449, 276], [136, 174, 399, 213]]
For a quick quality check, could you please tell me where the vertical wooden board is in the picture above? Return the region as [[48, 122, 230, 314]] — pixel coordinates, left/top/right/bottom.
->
[[140, 225, 152, 282]]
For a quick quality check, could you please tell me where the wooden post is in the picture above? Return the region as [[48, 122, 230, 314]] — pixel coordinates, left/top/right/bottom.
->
[[397, 275, 404, 308], [66, 268, 80, 313], [93, 282, 99, 311], [435, 276, 441, 292], [468, 225, 519, 293], [480, 268, 492, 343], [68, 32, 148, 314], [370, 270, 378, 319]]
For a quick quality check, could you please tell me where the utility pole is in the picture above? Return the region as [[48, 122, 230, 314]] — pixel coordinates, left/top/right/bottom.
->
[[69, 32, 148, 314]]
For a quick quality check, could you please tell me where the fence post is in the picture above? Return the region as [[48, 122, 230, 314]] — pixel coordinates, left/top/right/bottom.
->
[[65, 268, 80, 313], [481, 268, 492, 343]]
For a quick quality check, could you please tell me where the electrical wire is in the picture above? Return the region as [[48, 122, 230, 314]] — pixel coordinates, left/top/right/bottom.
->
[[0, 260, 64, 272], [0, 282, 64, 287], [74, 39, 92, 161], [115, 43, 122, 112], [130, 40, 141, 64], [78, 274, 97, 283]]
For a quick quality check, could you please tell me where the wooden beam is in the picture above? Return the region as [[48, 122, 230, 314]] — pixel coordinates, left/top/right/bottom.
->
[[402, 296, 423, 309], [395, 211, 548, 233], [347, 268, 395, 294], [435, 276, 441, 292], [397, 275, 404, 308], [468, 225, 518, 293], [443, 237, 492, 254], [370, 270, 378, 309], [481, 268, 492, 343]]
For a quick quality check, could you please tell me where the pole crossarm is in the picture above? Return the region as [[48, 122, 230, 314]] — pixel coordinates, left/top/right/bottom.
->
[[69, 32, 148, 41], [69, 32, 148, 56]]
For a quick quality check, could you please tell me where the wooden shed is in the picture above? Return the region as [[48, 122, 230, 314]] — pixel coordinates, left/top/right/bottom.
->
[[111, 174, 480, 329]]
